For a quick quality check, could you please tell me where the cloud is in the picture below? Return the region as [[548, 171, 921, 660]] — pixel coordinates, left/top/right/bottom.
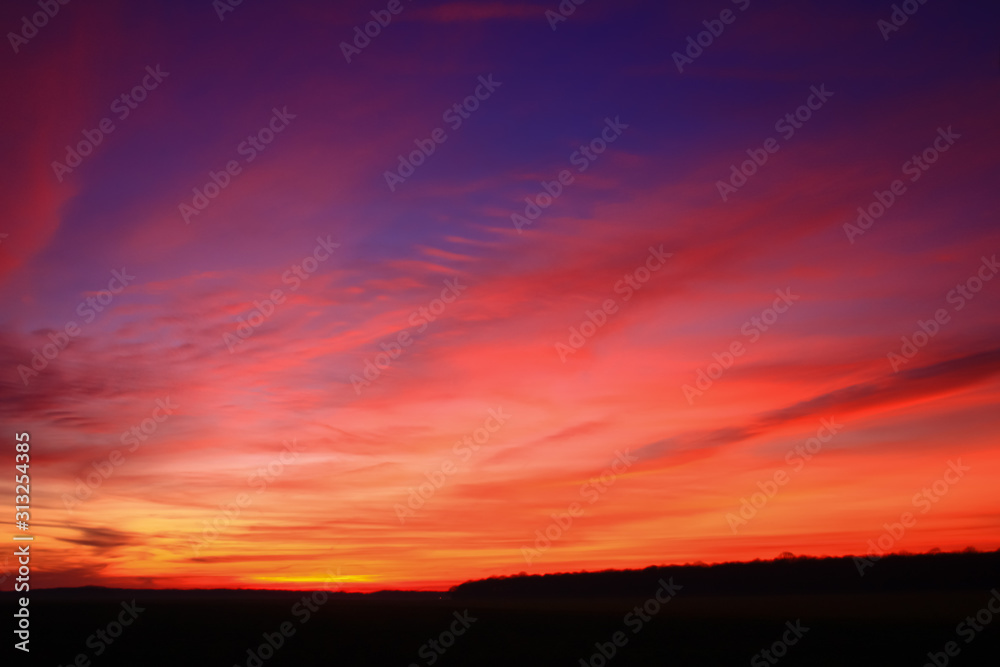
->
[[58, 525, 141, 550], [634, 346, 1000, 465]]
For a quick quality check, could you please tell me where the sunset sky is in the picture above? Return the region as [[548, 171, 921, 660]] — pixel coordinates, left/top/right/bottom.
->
[[1, 0, 998, 592]]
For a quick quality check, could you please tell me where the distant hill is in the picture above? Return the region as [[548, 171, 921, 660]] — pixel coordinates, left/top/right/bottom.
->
[[450, 549, 1000, 599]]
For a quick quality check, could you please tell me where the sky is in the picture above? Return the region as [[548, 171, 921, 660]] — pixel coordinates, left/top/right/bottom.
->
[[0, 0, 998, 591]]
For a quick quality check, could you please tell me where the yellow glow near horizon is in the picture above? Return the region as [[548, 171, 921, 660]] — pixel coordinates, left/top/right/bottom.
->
[[252, 574, 377, 584]]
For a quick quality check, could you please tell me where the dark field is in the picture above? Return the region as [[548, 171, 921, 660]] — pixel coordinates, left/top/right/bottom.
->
[[8, 552, 1000, 666], [10, 591, 1000, 666]]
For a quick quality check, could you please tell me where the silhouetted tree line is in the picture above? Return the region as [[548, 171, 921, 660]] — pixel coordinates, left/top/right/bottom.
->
[[450, 549, 1000, 599]]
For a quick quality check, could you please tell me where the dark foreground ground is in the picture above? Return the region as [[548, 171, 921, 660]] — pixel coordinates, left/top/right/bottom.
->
[[9, 591, 1000, 666], [5, 553, 999, 665]]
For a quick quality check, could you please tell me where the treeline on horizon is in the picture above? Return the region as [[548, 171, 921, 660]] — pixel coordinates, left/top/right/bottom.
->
[[449, 549, 1000, 599], [5, 549, 997, 599]]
